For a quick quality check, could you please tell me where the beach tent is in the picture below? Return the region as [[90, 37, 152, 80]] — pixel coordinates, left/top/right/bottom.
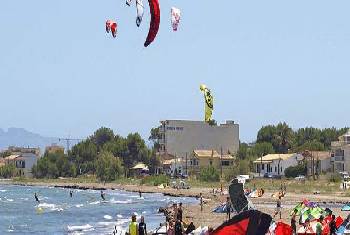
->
[[274, 222, 293, 235], [212, 210, 272, 235], [342, 205, 350, 211], [212, 204, 235, 213], [248, 189, 264, 198]]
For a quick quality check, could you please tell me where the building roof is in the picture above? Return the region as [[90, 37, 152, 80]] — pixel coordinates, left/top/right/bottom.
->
[[253, 153, 297, 164], [193, 150, 234, 160], [304, 151, 331, 160], [4, 155, 21, 161], [131, 163, 149, 170]]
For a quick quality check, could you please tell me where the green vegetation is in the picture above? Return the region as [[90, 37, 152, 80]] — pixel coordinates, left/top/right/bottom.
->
[[141, 175, 169, 186], [31, 127, 161, 182], [284, 164, 306, 178], [0, 164, 17, 178], [200, 166, 220, 182]]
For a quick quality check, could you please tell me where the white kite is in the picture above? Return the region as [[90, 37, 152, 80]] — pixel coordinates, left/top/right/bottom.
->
[[171, 7, 181, 31]]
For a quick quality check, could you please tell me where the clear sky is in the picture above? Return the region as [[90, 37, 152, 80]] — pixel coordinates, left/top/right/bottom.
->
[[0, 0, 349, 142]]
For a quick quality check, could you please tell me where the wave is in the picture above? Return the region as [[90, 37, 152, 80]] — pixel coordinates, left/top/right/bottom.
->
[[75, 204, 84, 208], [67, 224, 93, 232], [37, 203, 64, 212], [0, 189, 7, 192], [104, 215, 113, 220], [110, 198, 132, 204], [89, 201, 100, 205]]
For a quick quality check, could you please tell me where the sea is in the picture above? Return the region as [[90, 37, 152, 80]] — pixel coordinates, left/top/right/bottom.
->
[[0, 184, 198, 235]]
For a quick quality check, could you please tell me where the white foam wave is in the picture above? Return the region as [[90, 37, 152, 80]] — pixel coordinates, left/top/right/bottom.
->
[[37, 203, 63, 212], [104, 215, 113, 220], [67, 224, 93, 232], [75, 204, 84, 208], [117, 214, 123, 218], [0, 189, 7, 192], [110, 198, 132, 204], [6, 199, 14, 202], [89, 201, 100, 205]]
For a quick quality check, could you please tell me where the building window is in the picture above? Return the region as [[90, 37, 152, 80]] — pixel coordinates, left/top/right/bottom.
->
[[275, 166, 277, 172], [209, 160, 213, 166], [262, 164, 264, 170], [221, 161, 230, 166]]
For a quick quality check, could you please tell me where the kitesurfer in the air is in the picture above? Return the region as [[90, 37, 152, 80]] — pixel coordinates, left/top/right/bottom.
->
[[34, 192, 40, 203]]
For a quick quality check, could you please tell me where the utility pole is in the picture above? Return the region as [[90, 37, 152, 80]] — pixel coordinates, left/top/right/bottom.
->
[[185, 152, 188, 176], [259, 154, 263, 177], [59, 137, 83, 153], [220, 146, 223, 179]]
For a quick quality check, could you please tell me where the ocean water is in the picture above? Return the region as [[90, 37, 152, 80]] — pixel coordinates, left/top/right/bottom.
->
[[0, 184, 197, 235]]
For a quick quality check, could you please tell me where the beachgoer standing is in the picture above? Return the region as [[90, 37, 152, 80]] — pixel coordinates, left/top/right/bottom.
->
[[34, 193, 40, 203], [174, 218, 183, 235], [291, 209, 297, 235], [185, 222, 195, 235], [167, 221, 174, 235], [274, 196, 282, 219], [316, 216, 323, 235], [129, 214, 138, 235], [329, 215, 337, 235], [199, 193, 203, 212], [225, 197, 232, 221], [177, 203, 183, 222], [138, 216, 147, 235]]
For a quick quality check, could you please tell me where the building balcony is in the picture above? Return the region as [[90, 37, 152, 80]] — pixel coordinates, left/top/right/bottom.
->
[[331, 156, 345, 162]]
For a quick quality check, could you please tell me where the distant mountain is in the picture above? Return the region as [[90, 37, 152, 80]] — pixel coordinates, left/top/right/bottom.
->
[[0, 128, 61, 153]]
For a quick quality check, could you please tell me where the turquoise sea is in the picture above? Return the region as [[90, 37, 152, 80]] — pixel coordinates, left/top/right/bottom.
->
[[0, 184, 197, 235]]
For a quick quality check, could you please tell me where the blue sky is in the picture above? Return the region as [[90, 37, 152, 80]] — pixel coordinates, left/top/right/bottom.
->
[[0, 0, 349, 142]]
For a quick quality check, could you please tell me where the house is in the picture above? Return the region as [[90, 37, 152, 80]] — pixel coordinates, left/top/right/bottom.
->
[[303, 151, 332, 176], [189, 150, 235, 175], [253, 153, 303, 176], [129, 163, 149, 177], [162, 158, 185, 176], [4, 153, 39, 177], [331, 130, 350, 173]]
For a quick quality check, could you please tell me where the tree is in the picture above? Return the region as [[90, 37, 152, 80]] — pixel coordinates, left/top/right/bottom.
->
[[92, 127, 115, 150], [200, 166, 220, 182], [252, 142, 275, 157], [149, 127, 161, 152], [257, 125, 277, 144], [96, 151, 123, 182], [285, 164, 306, 178], [273, 122, 294, 153]]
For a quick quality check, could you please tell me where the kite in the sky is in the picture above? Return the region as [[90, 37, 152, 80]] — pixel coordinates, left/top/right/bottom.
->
[[144, 0, 160, 47], [136, 0, 144, 27], [126, 0, 132, 6], [106, 20, 117, 38], [199, 84, 214, 123], [171, 7, 181, 31]]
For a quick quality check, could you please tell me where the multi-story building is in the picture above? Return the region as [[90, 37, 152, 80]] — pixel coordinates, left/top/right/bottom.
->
[[331, 130, 350, 172], [158, 120, 239, 159]]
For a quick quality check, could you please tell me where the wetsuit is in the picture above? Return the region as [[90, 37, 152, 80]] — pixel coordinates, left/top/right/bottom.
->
[[138, 222, 147, 235], [35, 194, 40, 203]]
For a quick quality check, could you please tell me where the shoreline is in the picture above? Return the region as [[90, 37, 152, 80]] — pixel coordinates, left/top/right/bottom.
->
[[3, 179, 350, 229]]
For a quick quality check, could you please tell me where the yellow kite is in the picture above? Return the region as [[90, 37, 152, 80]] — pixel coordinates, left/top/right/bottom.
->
[[200, 84, 214, 123]]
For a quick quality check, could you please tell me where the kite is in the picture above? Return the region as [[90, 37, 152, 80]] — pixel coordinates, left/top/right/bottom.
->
[[126, 0, 132, 6], [199, 84, 214, 123], [136, 0, 144, 27], [212, 210, 272, 235], [144, 0, 160, 47], [171, 7, 181, 31], [106, 20, 117, 38]]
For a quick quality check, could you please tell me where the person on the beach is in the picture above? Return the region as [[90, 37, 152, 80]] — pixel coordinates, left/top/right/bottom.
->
[[274, 196, 282, 219], [129, 214, 138, 235], [174, 218, 184, 235], [167, 221, 174, 235], [177, 203, 183, 222], [69, 190, 73, 198], [172, 203, 178, 220], [199, 193, 203, 212], [34, 193, 40, 203], [329, 215, 337, 235], [226, 197, 232, 221], [100, 190, 106, 201], [291, 209, 297, 235], [138, 216, 147, 235], [316, 216, 323, 235]]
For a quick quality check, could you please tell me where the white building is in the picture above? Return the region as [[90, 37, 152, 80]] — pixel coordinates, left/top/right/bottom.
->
[[253, 153, 303, 176], [331, 130, 350, 172], [162, 158, 185, 176], [5, 153, 39, 177], [158, 120, 239, 159]]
